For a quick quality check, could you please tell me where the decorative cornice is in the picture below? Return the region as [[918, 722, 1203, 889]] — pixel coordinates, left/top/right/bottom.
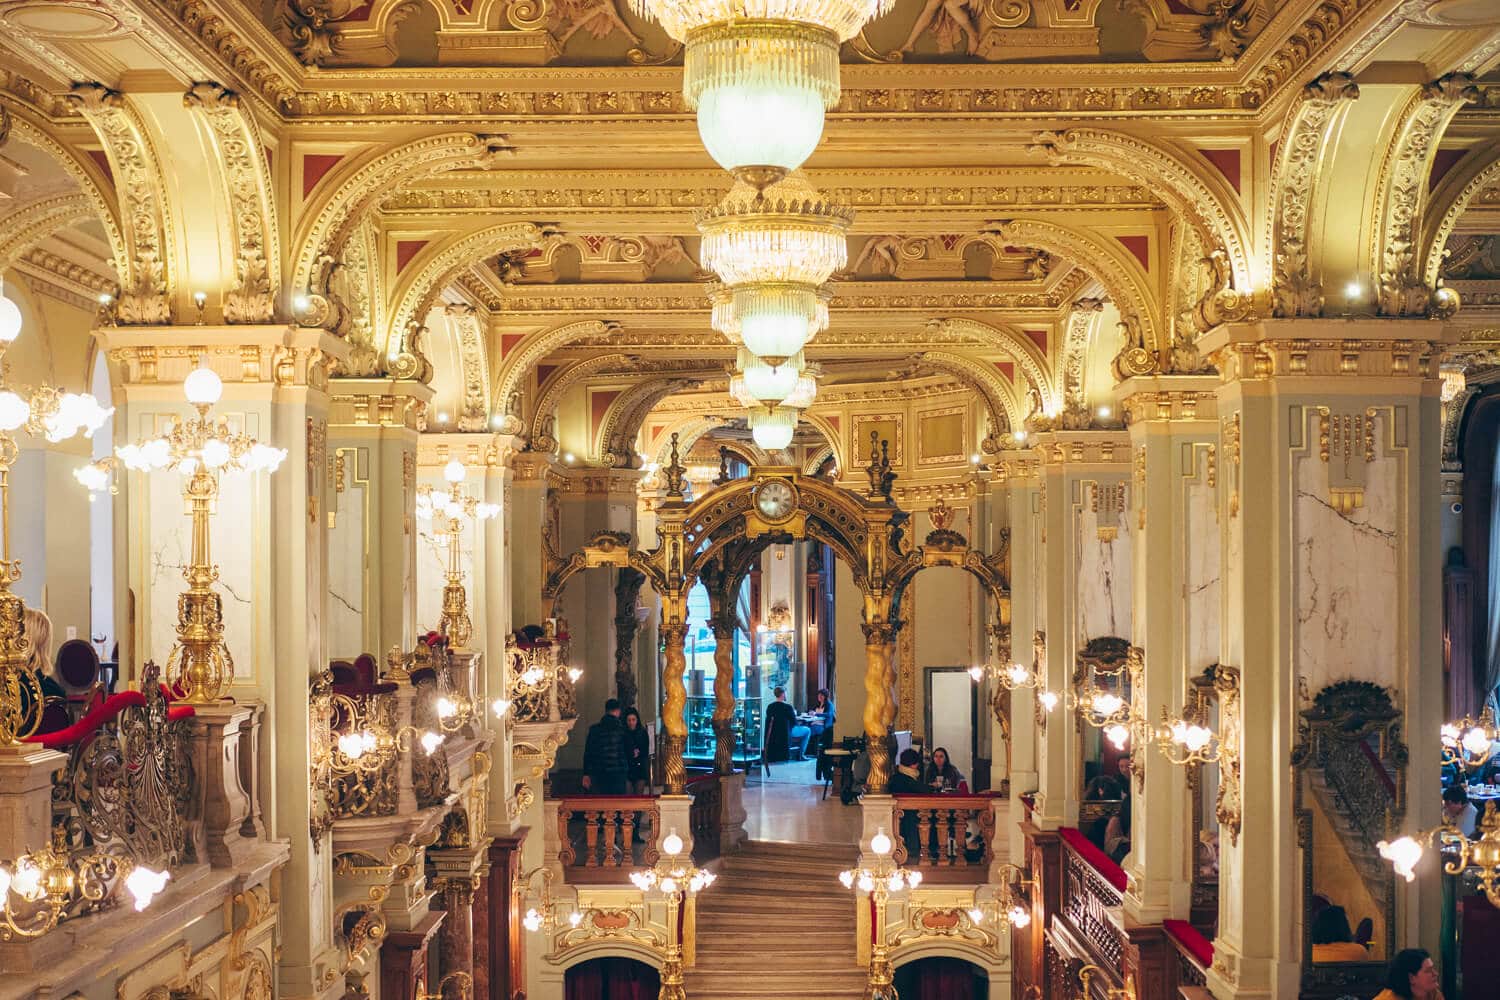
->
[[1200, 319, 1456, 382]]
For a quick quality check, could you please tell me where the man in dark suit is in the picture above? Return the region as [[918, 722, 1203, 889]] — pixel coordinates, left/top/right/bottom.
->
[[764, 686, 800, 761], [582, 698, 629, 794]]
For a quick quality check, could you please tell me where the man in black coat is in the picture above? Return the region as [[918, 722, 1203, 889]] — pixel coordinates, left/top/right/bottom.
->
[[764, 686, 798, 762], [582, 698, 629, 794]]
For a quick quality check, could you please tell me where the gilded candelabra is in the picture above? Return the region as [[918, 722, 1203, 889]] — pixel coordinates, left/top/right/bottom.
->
[[97, 361, 285, 703], [0, 297, 112, 745], [0, 826, 169, 940], [516, 865, 584, 937], [631, 831, 716, 1000], [838, 829, 923, 1000], [1380, 800, 1500, 907], [415, 460, 498, 649], [967, 863, 1036, 931], [1442, 711, 1497, 772]]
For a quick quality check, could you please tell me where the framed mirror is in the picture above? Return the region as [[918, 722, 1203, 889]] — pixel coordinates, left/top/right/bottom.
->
[[1186, 666, 1224, 937], [1075, 637, 1131, 862], [1291, 681, 1407, 999]]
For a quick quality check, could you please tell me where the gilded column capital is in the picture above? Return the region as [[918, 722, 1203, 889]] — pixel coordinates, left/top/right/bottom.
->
[[1200, 319, 1458, 383], [96, 325, 349, 394], [1029, 429, 1132, 467], [328, 378, 436, 429], [1116, 375, 1221, 424]]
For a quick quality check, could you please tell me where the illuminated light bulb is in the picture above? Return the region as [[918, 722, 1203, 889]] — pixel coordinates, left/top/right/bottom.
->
[[567, 667, 583, 683], [444, 459, 466, 484], [492, 698, 511, 719], [420, 731, 443, 755], [870, 830, 892, 856], [838, 870, 854, 888], [971, 453, 981, 465], [246, 443, 287, 473], [10, 860, 41, 900], [906, 870, 921, 888], [1009, 904, 1031, 928], [1441, 723, 1461, 746], [0, 866, 10, 899], [1007, 664, 1031, 687], [522, 666, 545, 685], [887, 872, 904, 892], [1462, 726, 1492, 759], [857, 873, 875, 892], [183, 364, 223, 406], [1104, 723, 1130, 751], [0, 294, 22, 342], [177, 457, 199, 477], [1097, 406, 1112, 419], [436, 412, 449, 424], [338, 731, 369, 759], [1039, 691, 1060, 713], [564, 452, 576, 464], [0, 390, 29, 431], [201, 438, 231, 468], [1378, 836, 1424, 882], [569, 910, 583, 927], [630, 870, 657, 891], [522, 908, 543, 932], [436, 696, 458, 719], [700, 871, 716, 888], [969, 907, 985, 924], [968, 665, 985, 682], [662, 831, 685, 857], [1092, 693, 1123, 717], [660, 877, 678, 894], [192, 290, 207, 308], [125, 866, 170, 911], [74, 463, 109, 493], [1015, 430, 1028, 442], [293, 293, 310, 314], [749, 405, 797, 451], [1345, 281, 1363, 301], [1181, 724, 1214, 753], [431, 490, 452, 510]]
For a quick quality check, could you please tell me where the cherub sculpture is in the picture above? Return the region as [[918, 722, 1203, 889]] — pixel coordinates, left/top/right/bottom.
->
[[551, 0, 641, 48], [902, 0, 982, 56]]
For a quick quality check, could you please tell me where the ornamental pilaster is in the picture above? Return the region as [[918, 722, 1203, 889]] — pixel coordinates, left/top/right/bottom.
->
[[328, 378, 434, 661], [1027, 429, 1130, 831], [1115, 375, 1219, 925], [1199, 319, 1451, 1000]]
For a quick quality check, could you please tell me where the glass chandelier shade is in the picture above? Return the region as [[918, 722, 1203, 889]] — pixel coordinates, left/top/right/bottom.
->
[[748, 405, 798, 450], [732, 349, 804, 406], [629, 2, 894, 179], [698, 175, 852, 287]]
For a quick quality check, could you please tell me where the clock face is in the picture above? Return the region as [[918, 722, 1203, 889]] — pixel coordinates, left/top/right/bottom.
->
[[755, 480, 797, 521]]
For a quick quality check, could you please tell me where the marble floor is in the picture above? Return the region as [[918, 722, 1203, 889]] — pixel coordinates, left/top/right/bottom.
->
[[742, 759, 862, 846]]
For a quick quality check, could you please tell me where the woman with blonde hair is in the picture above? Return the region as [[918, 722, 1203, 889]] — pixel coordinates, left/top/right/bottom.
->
[[23, 606, 52, 677]]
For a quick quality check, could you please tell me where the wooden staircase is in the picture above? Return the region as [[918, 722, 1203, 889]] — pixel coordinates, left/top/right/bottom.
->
[[686, 840, 867, 999]]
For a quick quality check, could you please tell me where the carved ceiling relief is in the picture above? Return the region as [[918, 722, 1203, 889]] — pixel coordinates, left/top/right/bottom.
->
[[264, 0, 1280, 67], [846, 233, 1052, 282]]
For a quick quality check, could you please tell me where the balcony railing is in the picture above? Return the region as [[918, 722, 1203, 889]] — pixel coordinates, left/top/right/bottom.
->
[[1164, 918, 1212, 990], [891, 794, 1001, 882], [555, 796, 662, 880]]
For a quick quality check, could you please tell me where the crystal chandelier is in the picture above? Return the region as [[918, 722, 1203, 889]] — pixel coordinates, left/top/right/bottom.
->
[[730, 349, 817, 408], [748, 405, 799, 451], [628, 0, 895, 184], [699, 174, 850, 364]]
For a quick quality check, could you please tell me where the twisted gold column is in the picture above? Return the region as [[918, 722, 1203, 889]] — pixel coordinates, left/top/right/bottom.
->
[[710, 613, 737, 775], [661, 608, 689, 794], [862, 621, 894, 794]]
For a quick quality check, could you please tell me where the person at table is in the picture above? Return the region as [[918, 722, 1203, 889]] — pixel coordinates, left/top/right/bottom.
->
[[807, 688, 836, 776], [1310, 905, 1368, 963], [1374, 948, 1443, 1000], [581, 698, 629, 795], [923, 746, 968, 793], [1442, 785, 1479, 838], [890, 748, 925, 859], [765, 687, 809, 760]]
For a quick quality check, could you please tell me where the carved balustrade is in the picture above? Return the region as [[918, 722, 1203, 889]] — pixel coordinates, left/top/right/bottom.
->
[[552, 796, 661, 881], [1164, 920, 1212, 992], [891, 794, 1002, 883], [687, 775, 722, 864]]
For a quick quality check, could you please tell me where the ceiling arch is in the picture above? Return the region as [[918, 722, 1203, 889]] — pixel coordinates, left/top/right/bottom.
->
[[528, 353, 638, 449], [1422, 143, 1500, 290], [0, 194, 96, 272], [384, 221, 545, 357], [596, 377, 701, 468], [494, 319, 624, 434]]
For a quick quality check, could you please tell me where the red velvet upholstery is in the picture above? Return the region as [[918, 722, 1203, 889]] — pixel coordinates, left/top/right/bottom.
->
[[22, 687, 195, 750], [1060, 826, 1128, 891], [353, 653, 378, 685], [1164, 918, 1214, 967], [564, 958, 660, 1000]]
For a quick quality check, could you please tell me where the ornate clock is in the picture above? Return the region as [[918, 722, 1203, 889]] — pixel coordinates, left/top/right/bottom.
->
[[753, 479, 797, 523]]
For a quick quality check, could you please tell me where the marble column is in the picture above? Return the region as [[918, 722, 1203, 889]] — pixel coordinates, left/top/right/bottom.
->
[[431, 875, 477, 985], [1029, 430, 1132, 831], [507, 452, 552, 629], [381, 911, 445, 1000], [485, 834, 526, 1000], [326, 378, 432, 661], [1200, 319, 1449, 1000], [1117, 376, 1219, 925], [98, 323, 346, 1000], [996, 451, 1042, 858]]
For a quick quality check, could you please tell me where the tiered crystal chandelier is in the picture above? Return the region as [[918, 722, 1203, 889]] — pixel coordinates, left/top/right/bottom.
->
[[629, 1, 894, 186]]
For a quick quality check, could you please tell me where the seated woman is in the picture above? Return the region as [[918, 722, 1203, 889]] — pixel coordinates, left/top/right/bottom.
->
[[923, 747, 968, 793], [808, 689, 836, 775], [1374, 948, 1442, 1000], [1310, 905, 1368, 963]]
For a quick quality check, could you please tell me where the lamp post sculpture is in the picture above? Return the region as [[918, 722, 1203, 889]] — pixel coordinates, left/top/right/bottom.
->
[[631, 830, 716, 1000], [415, 460, 498, 649], [87, 360, 286, 702], [0, 293, 112, 745], [838, 829, 922, 1000]]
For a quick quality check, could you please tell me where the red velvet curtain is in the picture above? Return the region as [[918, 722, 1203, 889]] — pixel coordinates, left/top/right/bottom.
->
[[564, 958, 661, 1000]]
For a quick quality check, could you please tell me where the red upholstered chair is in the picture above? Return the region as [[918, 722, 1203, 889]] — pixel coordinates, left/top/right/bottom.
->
[[353, 653, 378, 685], [55, 639, 100, 698], [330, 660, 359, 686]]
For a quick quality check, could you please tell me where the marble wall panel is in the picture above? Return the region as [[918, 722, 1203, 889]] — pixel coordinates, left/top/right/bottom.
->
[[1184, 448, 1221, 672], [1075, 484, 1132, 643]]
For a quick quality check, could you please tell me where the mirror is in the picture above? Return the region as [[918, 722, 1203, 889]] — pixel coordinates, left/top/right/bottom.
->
[[1291, 682, 1406, 998], [1075, 637, 1131, 863], [1187, 666, 1222, 937]]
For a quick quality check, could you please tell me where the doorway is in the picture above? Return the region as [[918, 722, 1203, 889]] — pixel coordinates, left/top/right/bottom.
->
[[925, 667, 978, 785]]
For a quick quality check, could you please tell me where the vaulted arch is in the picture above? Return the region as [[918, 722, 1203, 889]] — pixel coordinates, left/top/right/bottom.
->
[[1030, 129, 1256, 294], [384, 221, 545, 357], [990, 219, 1161, 353], [494, 319, 624, 434], [289, 132, 513, 308], [0, 194, 95, 272], [924, 317, 1055, 411], [1422, 142, 1500, 290], [907, 351, 1021, 451], [528, 353, 637, 449], [595, 377, 700, 468]]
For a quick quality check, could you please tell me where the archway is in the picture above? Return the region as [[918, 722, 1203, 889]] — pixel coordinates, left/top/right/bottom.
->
[[893, 956, 991, 1000], [562, 956, 661, 1000]]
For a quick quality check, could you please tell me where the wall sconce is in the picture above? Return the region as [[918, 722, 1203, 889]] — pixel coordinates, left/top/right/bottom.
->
[[1442, 711, 1497, 773], [415, 972, 472, 1000], [1380, 802, 1500, 908], [0, 828, 169, 938], [515, 866, 584, 937], [967, 863, 1035, 931]]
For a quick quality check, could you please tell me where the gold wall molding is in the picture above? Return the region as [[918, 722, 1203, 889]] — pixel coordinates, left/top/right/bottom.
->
[[1030, 430, 1131, 467], [1202, 320, 1454, 381]]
